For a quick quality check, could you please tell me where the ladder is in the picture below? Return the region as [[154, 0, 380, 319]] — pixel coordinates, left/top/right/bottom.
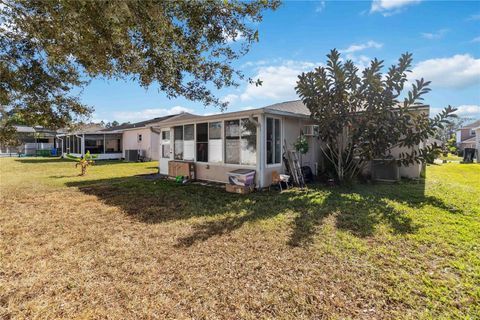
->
[[283, 140, 305, 188]]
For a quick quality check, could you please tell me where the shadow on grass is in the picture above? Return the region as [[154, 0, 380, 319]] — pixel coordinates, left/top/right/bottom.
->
[[15, 157, 70, 164], [65, 176, 460, 247], [15, 158, 127, 166]]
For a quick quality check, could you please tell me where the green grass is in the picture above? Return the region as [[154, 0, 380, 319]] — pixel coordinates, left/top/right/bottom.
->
[[438, 153, 463, 161], [0, 157, 479, 319]]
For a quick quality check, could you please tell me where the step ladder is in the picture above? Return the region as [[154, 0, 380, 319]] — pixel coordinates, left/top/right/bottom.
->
[[283, 140, 306, 188]]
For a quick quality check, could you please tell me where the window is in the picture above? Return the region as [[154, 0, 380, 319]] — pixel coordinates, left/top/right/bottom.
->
[[240, 118, 257, 165], [266, 118, 281, 165], [224, 118, 257, 165], [162, 144, 170, 158], [162, 131, 170, 140], [138, 134, 142, 142], [183, 124, 195, 160], [105, 134, 122, 153], [209, 122, 222, 163], [225, 120, 240, 164], [85, 134, 104, 154], [173, 125, 194, 160], [196, 123, 208, 162], [174, 126, 183, 160], [162, 130, 170, 158]]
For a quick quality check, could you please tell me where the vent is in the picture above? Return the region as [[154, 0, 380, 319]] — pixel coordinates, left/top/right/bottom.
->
[[303, 125, 319, 136], [371, 159, 400, 181]]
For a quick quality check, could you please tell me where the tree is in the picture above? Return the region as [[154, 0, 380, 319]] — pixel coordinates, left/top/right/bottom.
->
[[295, 49, 456, 183], [0, 0, 279, 142]]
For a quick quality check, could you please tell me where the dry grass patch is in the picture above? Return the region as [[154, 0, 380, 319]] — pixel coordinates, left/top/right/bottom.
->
[[0, 158, 479, 319]]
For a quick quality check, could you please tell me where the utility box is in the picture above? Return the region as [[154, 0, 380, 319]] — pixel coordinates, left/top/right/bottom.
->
[[168, 161, 195, 179], [371, 159, 400, 182]]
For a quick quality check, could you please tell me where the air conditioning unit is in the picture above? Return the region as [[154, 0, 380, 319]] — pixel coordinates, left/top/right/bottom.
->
[[371, 159, 400, 181], [303, 125, 319, 136], [125, 149, 139, 162]]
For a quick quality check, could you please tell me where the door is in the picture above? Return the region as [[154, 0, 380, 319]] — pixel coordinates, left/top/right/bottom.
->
[[159, 128, 171, 175]]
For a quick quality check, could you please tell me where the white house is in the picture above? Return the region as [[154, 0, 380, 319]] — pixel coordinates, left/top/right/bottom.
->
[[102, 115, 175, 161], [152, 100, 429, 188]]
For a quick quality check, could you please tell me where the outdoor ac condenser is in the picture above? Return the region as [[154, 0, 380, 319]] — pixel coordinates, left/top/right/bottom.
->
[[125, 149, 139, 162], [371, 159, 400, 181]]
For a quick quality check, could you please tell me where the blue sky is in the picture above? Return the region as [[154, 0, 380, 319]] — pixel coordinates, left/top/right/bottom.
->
[[84, 0, 480, 123]]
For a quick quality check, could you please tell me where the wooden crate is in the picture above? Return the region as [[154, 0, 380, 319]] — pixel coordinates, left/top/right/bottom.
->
[[168, 161, 195, 179], [225, 184, 254, 195]]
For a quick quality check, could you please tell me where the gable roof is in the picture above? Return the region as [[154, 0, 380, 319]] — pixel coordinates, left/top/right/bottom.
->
[[264, 100, 310, 116], [462, 120, 480, 129], [101, 114, 176, 132]]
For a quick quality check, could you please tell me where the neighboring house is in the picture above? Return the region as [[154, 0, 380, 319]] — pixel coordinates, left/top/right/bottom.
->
[[475, 126, 480, 163], [152, 100, 429, 188], [456, 120, 480, 152], [0, 125, 57, 157], [103, 115, 175, 161], [56, 124, 123, 160]]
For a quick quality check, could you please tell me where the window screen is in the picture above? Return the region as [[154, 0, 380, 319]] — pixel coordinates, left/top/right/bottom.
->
[[266, 118, 281, 164], [196, 123, 208, 162], [225, 120, 240, 164], [174, 126, 183, 160]]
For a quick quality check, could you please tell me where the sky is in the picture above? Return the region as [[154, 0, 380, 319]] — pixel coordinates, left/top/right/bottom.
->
[[83, 0, 480, 124]]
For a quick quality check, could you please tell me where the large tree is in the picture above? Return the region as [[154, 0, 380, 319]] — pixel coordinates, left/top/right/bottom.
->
[[295, 49, 456, 182], [0, 0, 279, 143]]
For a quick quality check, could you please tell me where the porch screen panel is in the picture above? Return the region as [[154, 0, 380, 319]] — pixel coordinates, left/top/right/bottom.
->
[[225, 120, 240, 164], [85, 134, 104, 154], [174, 126, 183, 160], [196, 123, 208, 162], [183, 124, 195, 161], [69, 136, 74, 154], [105, 134, 122, 153], [208, 122, 222, 163], [240, 118, 257, 165], [274, 119, 281, 163]]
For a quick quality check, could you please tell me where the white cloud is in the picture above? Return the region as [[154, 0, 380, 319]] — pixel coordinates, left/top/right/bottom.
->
[[239, 60, 318, 102], [409, 54, 480, 89], [224, 30, 244, 43], [370, 0, 422, 16], [315, 1, 326, 13], [220, 94, 239, 104], [339, 41, 383, 53], [454, 105, 480, 118], [112, 106, 193, 123], [421, 29, 448, 40], [471, 36, 480, 43]]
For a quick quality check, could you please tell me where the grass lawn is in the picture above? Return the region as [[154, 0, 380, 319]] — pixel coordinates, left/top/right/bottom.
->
[[438, 153, 463, 161], [0, 158, 479, 319]]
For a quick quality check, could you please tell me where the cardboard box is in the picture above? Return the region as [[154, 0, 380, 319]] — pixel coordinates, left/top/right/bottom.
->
[[168, 161, 195, 179], [225, 184, 254, 194]]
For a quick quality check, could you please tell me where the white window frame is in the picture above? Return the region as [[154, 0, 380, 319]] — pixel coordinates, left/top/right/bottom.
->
[[137, 134, 142, 142], [266, 116, 282, 167], [224, 118, 258, 166], [173, 124, 195, 161]]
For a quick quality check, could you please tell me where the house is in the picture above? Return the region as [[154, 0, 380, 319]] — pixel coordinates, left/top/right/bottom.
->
[[474, 126, 480, 163], [102, 115, 175, 161], [152, 100, 429, 188], [456, 120, 480, 152], [0, 125, 57, 157], [56, 124, 123, 160]]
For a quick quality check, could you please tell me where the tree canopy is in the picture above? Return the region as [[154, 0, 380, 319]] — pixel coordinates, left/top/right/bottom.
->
[[0, 0, 279, 143], [295, 49, 456, 182]]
